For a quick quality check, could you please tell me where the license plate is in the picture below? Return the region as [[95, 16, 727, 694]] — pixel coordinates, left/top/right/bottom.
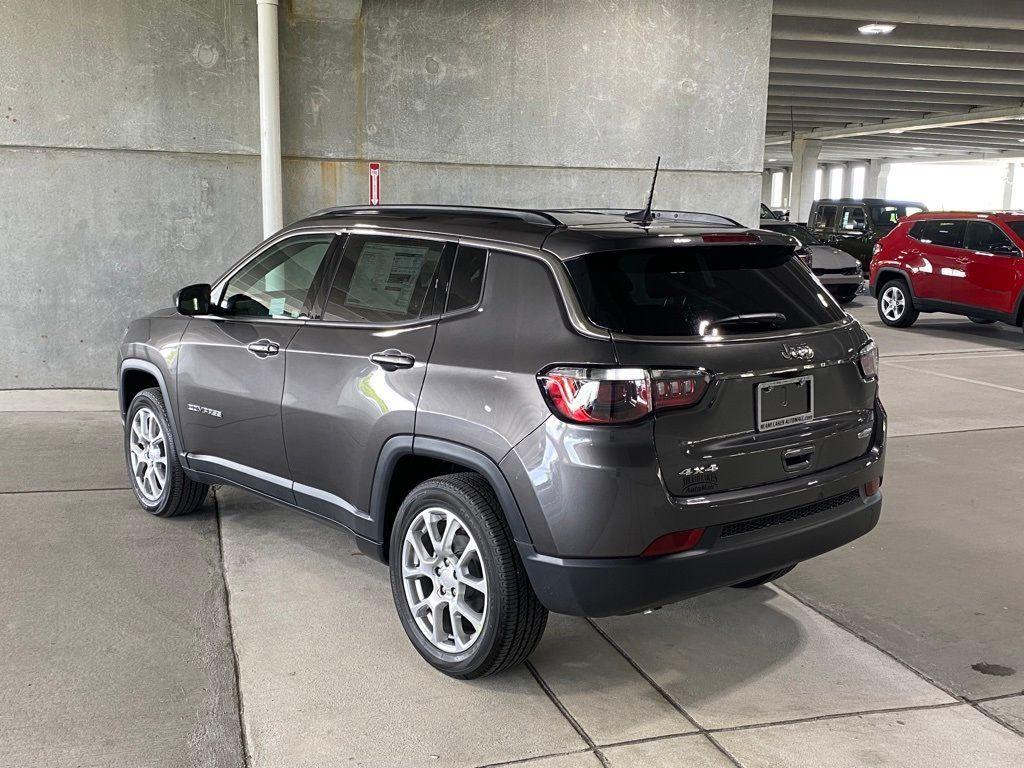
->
[[757, 375, 814, 431]]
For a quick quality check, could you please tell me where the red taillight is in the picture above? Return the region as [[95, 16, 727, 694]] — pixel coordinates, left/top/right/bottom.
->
[[539, 367, 710, 425], [642, 528, 706, 557], [857, 340, 879, 380], [863, 477, 882, 496], [701, 233, 760, 244]]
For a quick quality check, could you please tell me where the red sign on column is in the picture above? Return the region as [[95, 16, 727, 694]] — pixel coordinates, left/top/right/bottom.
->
[[368, 162, 381, 205]]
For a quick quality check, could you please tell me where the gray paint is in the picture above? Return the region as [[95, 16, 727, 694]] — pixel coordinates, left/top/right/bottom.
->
[[5, 0, 771, 387]]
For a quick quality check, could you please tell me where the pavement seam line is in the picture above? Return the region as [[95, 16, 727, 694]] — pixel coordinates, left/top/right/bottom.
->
[[524, 660, 610, 767], [888, 423, 1024, 440], [583, 619, 746, 768], [214, 488, 252, 768], [0, 489, 130, 495], [473, 746, 596, 768], [886, 361, 1024, 395], [774, 584, 1024, 740]]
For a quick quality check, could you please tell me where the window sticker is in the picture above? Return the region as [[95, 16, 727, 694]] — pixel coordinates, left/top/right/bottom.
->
[[346, 242, 432, 314], [269, 296, 286, 316]]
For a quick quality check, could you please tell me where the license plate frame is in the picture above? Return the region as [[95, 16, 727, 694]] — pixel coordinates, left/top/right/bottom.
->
[[756, 375, 814, 432]]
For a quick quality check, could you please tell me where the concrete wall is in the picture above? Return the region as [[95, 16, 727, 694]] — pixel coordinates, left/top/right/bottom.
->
[[2, 0, 772, 388]]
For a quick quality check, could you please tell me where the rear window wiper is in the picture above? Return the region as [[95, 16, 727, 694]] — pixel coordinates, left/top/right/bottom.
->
[[710, 312, 787, 329]]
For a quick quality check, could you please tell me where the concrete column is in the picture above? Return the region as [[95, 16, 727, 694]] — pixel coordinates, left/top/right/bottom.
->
[[257, 0, 283, 236], [865, 159, 889, 199], [790, 137, 822, 223], [761, 171, 773, 204], [1003, 162, 1017, 209], [840, 163, 855, 198]]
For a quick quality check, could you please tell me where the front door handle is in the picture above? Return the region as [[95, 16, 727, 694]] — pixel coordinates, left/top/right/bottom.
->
[[247, 340, 280, 358], [370, 349, 415, 371]]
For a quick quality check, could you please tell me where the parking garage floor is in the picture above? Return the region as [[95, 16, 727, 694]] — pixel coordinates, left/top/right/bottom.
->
[[3, 299, 1024, 768]]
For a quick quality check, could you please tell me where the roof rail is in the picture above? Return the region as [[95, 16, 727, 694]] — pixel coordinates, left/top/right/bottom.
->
[[311, 204, 565, 227], [550, 208, 741, 226]]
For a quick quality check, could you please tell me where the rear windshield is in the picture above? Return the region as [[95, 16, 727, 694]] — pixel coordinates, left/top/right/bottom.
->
[[565, 246, 845, 337], [870, 204, 924, 229], [761, 223, 822, 246], [1007, 221, 1024, 240]]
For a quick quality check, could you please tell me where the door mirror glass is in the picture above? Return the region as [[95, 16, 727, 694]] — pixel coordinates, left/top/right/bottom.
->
[[175, 283, 211, 315], [991, 243, 1019, 255]]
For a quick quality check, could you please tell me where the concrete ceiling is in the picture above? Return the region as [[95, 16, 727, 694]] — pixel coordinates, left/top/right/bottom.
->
[[764, 0, 1024, 167]]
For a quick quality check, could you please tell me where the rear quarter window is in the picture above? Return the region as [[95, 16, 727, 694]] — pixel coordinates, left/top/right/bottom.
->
[[565, 246, 845, 338]]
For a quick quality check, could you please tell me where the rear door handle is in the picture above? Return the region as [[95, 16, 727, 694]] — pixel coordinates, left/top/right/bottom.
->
[[247, 340, 280, 357], [370, 349, 415, 371]]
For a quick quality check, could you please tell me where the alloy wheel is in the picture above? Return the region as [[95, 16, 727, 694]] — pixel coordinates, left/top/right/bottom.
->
[[880, 286, 906, 322], [129, 406, 167, 502], [401, 506, 488, 653]]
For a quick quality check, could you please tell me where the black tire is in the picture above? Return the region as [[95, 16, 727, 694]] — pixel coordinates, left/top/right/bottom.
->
[[389, 472, 547, 679], [833, 287, 859, 306], [731, 565, 796, 589], [124, 388, 208, 517], [876, 279, 919, 328], [969, 317, 996, 325]]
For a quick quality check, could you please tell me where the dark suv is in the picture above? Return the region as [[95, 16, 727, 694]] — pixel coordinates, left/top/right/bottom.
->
[[807, 198, 927, 272], [118, 205, 886, 678]]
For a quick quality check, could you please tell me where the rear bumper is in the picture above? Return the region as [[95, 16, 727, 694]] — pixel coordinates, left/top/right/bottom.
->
[[819, 274, 863, 288], [519, 490, 881, 617]]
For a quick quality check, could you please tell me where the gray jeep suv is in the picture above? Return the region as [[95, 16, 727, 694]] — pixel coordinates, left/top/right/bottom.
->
[[118, 205, 886, 678]]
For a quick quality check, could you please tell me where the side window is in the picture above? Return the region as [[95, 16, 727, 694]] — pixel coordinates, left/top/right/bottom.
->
[[840, 207, 867, 231], [322, 236, 444, 323], [964, 221, 1015, 253], [221, 234, 334, 318], [816, 205, 837, 229], [908, 222, 928, 240], [914, 219, 965, 248], [445, 247, 487, 313]]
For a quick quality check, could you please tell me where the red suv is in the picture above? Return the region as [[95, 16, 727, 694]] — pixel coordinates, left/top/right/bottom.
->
[[869, 212, 1024, 331]]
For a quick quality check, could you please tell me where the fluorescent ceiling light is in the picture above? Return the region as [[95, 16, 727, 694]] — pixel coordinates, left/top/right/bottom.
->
[[912, 146, 928, 150], [768, 158, 777, 162], [859, 22, 896, 35]]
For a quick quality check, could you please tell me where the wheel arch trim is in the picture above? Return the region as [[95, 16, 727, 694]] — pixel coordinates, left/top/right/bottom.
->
[[874, 268, 916, 303], [119, 359, 186, 459], [369, 435, 534, 562]]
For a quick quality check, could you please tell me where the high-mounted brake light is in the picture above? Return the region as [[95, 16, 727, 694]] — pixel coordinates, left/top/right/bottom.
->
[[857, 340, 879, 380], [538, 367, 710, 425], [700, 233, 760, 244]]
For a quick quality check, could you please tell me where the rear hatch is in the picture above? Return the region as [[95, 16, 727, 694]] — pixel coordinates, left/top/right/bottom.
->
[[564, 236, 877, 497]]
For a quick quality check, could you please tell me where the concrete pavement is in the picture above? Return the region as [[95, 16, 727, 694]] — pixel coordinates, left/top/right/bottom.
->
[[2, 300, 1023, 766]]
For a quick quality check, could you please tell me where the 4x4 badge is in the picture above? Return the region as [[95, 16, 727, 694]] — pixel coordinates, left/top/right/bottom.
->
[[781, 343, 815, 361]]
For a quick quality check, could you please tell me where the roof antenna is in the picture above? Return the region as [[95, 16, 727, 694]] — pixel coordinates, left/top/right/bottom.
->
[[625, 156, 661, 225]]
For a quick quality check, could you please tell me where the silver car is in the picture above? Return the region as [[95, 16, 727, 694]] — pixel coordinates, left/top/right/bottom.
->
[[760, 221, 863, 305]]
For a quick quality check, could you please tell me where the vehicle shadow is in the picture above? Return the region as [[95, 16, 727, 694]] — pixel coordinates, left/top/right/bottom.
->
[[214, 483, 804, 720]]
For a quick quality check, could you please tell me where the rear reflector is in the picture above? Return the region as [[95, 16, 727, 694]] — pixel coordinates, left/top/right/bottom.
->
[[641, 528, 706, 557], [863, 477, 882, 496], [701, 233, 760, 244]]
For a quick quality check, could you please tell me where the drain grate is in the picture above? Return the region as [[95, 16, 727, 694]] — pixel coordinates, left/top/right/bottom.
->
[[720, 489, 860, 538]]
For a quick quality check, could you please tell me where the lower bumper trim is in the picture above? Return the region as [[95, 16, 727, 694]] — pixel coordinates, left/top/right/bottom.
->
[[518, 495, 881, 617]]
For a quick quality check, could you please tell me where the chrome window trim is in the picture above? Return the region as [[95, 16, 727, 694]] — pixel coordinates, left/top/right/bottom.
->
[[207, 225, 610, 339]]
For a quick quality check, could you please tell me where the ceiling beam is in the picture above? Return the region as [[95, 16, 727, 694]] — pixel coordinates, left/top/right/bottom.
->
[[770, 86, 1024, 107], [765, 106, 1024, 146], [768, 95, 988, 113], [770, 58, 1024, 86], [771, 15, 1024, 52], [770, 72, 1024, 99], [771, 40, 1024, 70], [771, 0, 1024, 31]]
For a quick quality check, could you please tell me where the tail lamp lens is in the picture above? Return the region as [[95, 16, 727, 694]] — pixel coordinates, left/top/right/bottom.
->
[[857, 340, 879, 380], [539, 367, 710, 425], [642, 528, 706, 557], [863, 477, 882, 496]]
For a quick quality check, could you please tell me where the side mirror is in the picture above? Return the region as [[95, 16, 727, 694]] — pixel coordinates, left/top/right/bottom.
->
[[175, 283, 211, 316], [991, 243, 1020, 256]]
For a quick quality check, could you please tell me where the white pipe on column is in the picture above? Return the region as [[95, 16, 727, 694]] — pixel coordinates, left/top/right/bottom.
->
[[257, 0, 283, 236]]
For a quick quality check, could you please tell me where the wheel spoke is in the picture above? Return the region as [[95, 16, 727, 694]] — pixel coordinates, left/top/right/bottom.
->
[[400, 504, 488, 654], [455, 597, 483, 630]]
